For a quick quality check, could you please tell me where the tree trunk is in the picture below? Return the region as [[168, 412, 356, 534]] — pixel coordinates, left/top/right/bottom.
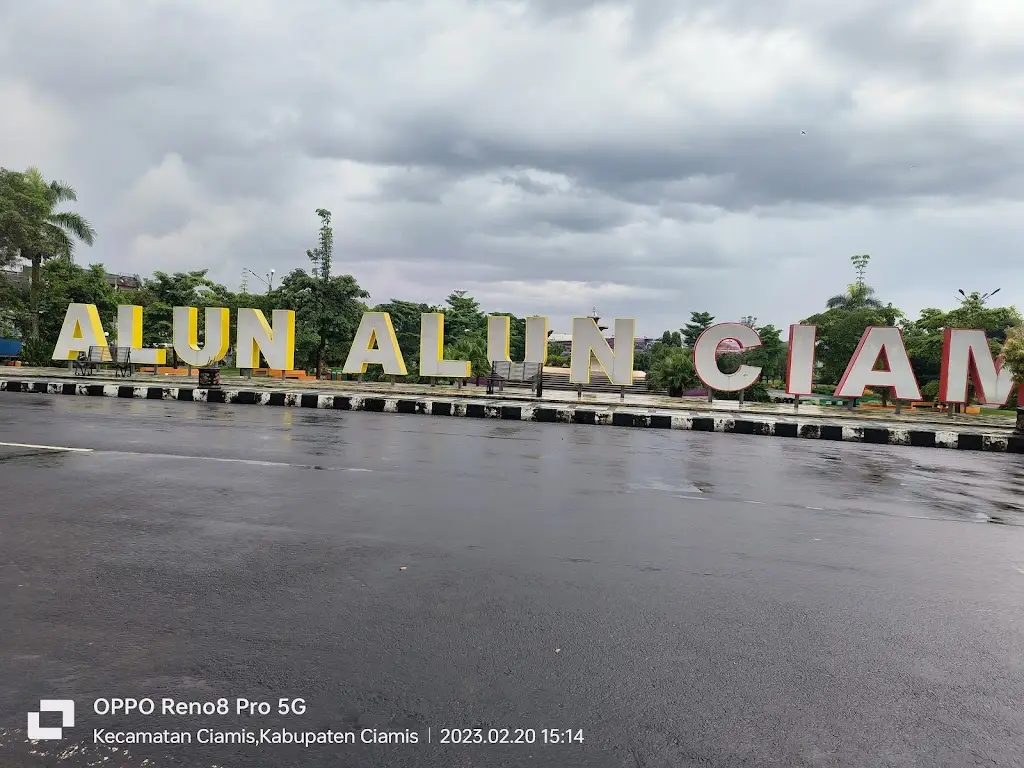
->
[[29, 253, 41, 340]]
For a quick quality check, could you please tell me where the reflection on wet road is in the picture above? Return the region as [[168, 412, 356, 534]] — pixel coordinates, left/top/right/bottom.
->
[[1, 395, 1023, 768]]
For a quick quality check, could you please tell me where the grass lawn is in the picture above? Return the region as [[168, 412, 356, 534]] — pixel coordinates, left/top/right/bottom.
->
[[979, 407, 1017, 417]]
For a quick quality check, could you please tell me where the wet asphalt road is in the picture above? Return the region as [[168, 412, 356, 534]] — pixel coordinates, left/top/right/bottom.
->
[[1, 395, 1023, 768]]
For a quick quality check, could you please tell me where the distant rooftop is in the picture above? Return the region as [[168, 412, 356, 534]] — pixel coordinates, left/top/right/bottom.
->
[[1, 265, 141, 290]]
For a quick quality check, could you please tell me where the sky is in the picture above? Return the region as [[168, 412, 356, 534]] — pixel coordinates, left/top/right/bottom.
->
[[2, 0, 1023, 336]]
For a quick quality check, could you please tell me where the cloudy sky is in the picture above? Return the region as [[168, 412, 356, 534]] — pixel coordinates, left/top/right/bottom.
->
[[2, 0, 1022, 335]]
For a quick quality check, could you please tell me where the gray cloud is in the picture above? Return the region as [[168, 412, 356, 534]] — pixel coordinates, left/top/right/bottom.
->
[[2, 0, 1023, 335]]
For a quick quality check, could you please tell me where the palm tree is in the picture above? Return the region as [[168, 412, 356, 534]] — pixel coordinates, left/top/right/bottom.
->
[[826, 254, 883, 310], [22, 168, 97, 340], [825, 282, 884, 310]]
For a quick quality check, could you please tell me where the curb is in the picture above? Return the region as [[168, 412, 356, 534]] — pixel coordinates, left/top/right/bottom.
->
[[2, 379, 1022, 453]]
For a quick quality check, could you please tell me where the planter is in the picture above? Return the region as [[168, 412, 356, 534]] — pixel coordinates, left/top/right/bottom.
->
[[1017, 407, 1024, 434], [197, 367, 221, 388]]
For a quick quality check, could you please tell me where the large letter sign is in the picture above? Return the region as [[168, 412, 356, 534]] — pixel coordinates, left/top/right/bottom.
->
[[938, 328, 1015, 406], [785, 324, 817, 396], [342, 312, 406, 375], [570, 317, 635, 386], [419, 313, 470, 378], [235, 309, 295, 371], [115, 305, 166, 365], [835, 327, 920, 400], [693, 323, 762, 391], [172, 307, 230, 367], [52, 303, 107, 360], [486, 315, 549, 364], [50, 300, 1018, 405]]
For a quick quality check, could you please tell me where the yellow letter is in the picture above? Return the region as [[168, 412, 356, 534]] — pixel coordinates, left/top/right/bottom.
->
[[236, 308, 295, 370], [569, 317, 635, 385], [172, 307, 230, 367], [419, 313, 470, 378], [115, 305, 166, 365], [342, 312, 407, 375], [52, 303, 107, 360]]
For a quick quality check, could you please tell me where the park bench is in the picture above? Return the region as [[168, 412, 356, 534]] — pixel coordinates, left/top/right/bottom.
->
[[487, 361, 544, 397], [73, 345, 133, 377], [818, 397, 859, 407]]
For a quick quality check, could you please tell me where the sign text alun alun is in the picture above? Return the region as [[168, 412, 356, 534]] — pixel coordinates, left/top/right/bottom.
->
[[51, 303, 1020, 406]]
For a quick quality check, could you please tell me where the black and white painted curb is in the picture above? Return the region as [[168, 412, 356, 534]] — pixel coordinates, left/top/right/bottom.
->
[[2, 379, 1021, 453]]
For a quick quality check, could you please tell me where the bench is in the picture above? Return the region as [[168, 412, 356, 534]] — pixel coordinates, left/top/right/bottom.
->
[[818, 397, 859, 407], [73, 345, 132, 377], [487, 361, 544, 397]]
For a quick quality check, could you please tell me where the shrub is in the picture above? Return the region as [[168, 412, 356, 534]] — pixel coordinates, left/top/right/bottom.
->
[[920, 380, 940, 401], [715, 380, 771, 402], [648, 348, 699, 396]]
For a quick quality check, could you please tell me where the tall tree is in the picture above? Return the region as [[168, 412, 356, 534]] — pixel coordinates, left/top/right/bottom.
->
[[140, 270, 223, 344], [443, 292, 486, 345], [826, 255, 883, 310], [0, 168, 48, 268], [306, 208, 335, 375], [803, 304, 904, 385], [0, 168, 97, 340], [749, 323, 785, 384], [681, 311, 714, 347]]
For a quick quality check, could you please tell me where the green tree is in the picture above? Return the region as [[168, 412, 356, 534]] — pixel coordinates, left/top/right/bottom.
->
[[802, 304, 904, 385], [303, 209, 370, 375], [745, 324, 785, 385], [372, 299, 440, 365], [139, 270, 223, 344], [901, 307, 947, 387], [442, 292, 486, 345], [547, 343, 569, 368], [0, 168, 49, 268], [659, 330, 683, 347], [0, 168, 97, 340], [681, 312, 714, 347], [274, 267, 368, 372], [9, 261, 117, 363], [999, 326, 1024, 431], [446, 336, 490, 379], [648, 347, 699, 396]]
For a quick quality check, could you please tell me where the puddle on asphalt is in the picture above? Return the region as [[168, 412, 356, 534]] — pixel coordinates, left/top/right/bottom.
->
[[626, 479, 703, 495]]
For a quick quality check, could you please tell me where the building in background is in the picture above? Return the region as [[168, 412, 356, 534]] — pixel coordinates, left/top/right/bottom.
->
[[0, 265, 141, 291]]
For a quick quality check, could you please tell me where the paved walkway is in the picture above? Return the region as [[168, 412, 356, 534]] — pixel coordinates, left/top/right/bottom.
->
[[3, 366, 1018, 432]]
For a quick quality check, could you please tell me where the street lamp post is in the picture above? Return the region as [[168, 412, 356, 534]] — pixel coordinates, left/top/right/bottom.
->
[[957, 288, 1000, 305], [243, 268, 276, 295]]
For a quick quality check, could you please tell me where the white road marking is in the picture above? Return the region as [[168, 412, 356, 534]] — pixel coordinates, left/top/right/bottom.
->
[[806, 506, 824, 511], [1014, 567, 1024, 576], [0, 441, 92, 453], [743, 500, 765, 505], [103, 450, 373, 472]]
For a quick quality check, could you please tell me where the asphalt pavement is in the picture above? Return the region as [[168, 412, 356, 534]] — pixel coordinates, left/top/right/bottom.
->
[[1, 395, 1023, 767]]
